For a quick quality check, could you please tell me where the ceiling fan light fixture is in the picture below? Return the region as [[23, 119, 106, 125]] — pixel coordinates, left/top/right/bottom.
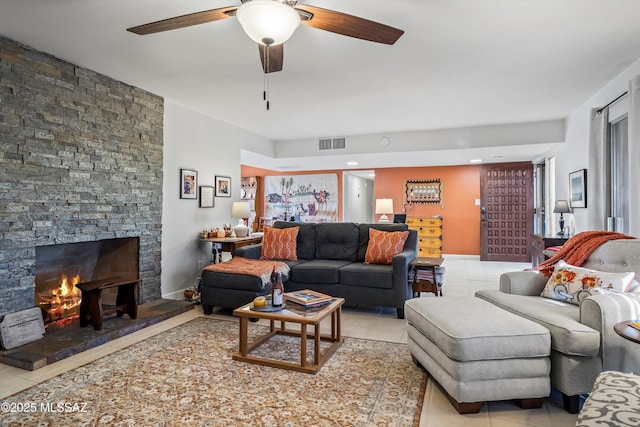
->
[[236, 0, 301, 46]]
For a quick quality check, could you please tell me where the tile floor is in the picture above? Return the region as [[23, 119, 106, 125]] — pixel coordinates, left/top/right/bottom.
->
[[0, 255, 579, 426]]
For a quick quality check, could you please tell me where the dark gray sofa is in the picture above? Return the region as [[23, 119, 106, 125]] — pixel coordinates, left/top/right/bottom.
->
[[200, 221, 417, 318]]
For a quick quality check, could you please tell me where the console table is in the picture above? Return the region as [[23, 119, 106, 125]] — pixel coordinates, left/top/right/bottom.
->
[[201, 235, 263, 263], [531, 234, 568, 267]]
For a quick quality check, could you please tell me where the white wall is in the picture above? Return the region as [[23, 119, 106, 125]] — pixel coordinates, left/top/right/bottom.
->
[[343, 173, 374, 223], [551, 56, 640, 234], [161, 100, 273, 298]]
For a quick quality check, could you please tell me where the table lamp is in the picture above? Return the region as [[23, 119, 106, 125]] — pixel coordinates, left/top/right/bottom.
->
[[232, 201, 251, 237], [375, 198, 394, 223], [553, 200, 571, 236]]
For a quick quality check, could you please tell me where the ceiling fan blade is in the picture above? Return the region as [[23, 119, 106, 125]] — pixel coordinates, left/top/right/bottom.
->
[[127, 6, 237, 35], [259, 44, 284, 74], [295, 5, 403, 45]]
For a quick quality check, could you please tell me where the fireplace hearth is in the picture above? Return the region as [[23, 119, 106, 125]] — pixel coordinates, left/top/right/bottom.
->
[[35, 238, 140, 328]]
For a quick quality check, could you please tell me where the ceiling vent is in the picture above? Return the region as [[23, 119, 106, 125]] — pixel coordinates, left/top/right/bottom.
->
[[319, 138, 332, 150], [332, 137, 346, 149], [318, 137, 346, 150]]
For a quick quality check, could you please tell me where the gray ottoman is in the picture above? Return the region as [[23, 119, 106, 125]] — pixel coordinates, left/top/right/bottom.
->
[[405, 297, 551, 414]]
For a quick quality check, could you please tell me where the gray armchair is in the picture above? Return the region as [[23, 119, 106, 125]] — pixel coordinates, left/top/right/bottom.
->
[[476, 239, 640, 413]]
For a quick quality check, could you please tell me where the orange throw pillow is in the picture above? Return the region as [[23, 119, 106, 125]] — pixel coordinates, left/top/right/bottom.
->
[[364, 228, 409, 265], [260, 226, 299, 260]]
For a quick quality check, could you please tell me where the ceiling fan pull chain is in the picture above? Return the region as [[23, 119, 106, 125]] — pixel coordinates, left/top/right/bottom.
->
[[263, 45, 267, 104], [264, 44, 270, 110]]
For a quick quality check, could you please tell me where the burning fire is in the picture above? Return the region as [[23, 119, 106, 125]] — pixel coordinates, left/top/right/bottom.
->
[[37, 273, 83, 324]]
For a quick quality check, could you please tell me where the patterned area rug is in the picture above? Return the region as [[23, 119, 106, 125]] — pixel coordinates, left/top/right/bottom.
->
[[1, 318, 426, 426]]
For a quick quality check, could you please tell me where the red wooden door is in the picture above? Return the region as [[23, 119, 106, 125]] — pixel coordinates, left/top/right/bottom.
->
[[480, 163, 534, 262]]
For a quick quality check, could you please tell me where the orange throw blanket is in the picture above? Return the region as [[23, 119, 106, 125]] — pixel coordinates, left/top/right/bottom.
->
[[202, 257, 290, 288], [532, 231, 635, 276]]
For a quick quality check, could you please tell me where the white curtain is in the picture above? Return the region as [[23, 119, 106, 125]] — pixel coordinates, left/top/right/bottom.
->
[[587, 107, 608, 230], [628, 75, 640, 237]]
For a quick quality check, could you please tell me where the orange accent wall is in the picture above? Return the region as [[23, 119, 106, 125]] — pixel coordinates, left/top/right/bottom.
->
[[242, 164, 481, 255], [374, 165, 481, 255]]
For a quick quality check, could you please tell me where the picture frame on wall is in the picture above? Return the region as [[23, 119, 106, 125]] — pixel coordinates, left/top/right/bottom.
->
[[199, 185, 215, 208], [215, 176, 231, 197], [569, 169, 587, 208], [180, 168, 197, 199]]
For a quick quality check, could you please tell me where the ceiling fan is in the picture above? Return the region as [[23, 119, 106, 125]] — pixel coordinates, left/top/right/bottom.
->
[[127, 0, 404, 74]]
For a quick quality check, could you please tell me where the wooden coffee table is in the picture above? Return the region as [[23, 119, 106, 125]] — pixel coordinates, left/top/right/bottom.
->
[[232, 298, 344, 374]]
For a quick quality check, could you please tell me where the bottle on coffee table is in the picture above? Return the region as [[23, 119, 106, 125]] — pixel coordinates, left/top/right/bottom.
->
[[272, 272, 284, 307]]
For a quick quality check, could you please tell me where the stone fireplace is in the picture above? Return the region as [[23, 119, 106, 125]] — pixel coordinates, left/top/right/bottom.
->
[[35, 238, 139, 326], [0, 36, 164, 320]]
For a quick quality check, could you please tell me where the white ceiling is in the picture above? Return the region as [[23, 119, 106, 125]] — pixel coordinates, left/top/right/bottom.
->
[[2, 0, 640, 170]]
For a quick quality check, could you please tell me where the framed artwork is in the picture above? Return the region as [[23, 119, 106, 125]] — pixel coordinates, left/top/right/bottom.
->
[[405, 179, 442, 205], [264, 173, 338, 223], [180, 168, 197, 199], [199, 186, 215, 208], [215, 175, 231, 197], [569, 169, 587, 208]]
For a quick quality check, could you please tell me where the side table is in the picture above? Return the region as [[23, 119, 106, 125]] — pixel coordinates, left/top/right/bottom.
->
[[531, 234, 569, 267], [614, 320, 640, 344], [409, 257, 444, 297]]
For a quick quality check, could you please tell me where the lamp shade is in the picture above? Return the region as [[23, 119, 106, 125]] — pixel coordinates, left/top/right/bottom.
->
[[231, 201, 251, 218], [553, 200, 571, 214], [375, 198, 394, 214], [375, 198, 394, 223], [236, 0, 301, 46]]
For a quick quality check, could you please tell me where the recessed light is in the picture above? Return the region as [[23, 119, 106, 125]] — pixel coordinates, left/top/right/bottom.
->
[[369, 173, 375, 177], [347, 161, 358, 166], [470, 159, 482, 163]]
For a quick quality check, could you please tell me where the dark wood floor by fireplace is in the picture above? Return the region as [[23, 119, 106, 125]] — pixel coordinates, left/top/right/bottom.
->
[[0, 299, 194, 371]]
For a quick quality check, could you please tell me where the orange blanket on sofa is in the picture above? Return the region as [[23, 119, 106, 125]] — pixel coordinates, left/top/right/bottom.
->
[[532, 230, 635, 276], [202, 257, 290, 287]]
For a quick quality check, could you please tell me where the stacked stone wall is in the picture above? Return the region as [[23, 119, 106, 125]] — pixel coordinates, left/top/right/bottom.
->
[[0, 36, 164, 316]]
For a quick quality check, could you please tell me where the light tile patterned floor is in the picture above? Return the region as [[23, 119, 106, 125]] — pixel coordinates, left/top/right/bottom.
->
[[0, 255, 579, 426]]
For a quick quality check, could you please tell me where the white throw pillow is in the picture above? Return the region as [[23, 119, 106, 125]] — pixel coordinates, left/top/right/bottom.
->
[[540, 260, 635, 305]]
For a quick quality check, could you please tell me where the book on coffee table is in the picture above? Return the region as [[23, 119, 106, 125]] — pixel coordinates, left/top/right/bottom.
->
[[284, 289, 332, 307]]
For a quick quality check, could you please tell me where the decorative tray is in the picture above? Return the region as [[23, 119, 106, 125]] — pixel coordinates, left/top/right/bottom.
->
[[249, 303, 284, 312]]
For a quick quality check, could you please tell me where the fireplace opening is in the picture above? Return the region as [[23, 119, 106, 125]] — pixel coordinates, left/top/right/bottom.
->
[[35, 237, 140, 328]]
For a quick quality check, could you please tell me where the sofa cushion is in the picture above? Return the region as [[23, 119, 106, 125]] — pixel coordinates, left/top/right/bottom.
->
[[357, 223, 409, 261], [273, 221, 316, 260], [260, 226, 299, 260], [340, 262, 393, 289], [314, 222, 359, 261], [290, 259, 352, 284], [581, 239, 640, 278], [476, 289, 600, 357], [364, 228, 409, 265], [541, 260, 635, 305]]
